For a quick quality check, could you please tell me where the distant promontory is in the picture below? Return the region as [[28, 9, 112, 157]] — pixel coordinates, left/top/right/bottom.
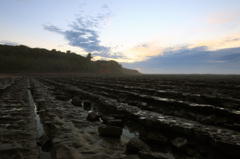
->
[[0, 44, 139, 75]]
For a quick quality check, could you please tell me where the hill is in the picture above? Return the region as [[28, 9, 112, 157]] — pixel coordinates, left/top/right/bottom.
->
[[0, 44, 140, 74]]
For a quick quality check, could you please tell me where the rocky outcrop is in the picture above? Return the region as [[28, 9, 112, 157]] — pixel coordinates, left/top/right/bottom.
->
[[2, 75, 237, 159]]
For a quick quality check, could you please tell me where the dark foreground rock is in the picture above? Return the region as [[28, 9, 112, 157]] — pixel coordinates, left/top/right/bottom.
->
[[71, 96, 83, 106], [138, 150, 175, 159], [83, 101, 92, 110], [98, 126, 123, 137], [146, 132, 168, 144], [37, 133, 52, 151], [105, 119, 124, 127], [55, 95, 70, 101], [126, 137, 151, 153], [171, 137, 188, 150], [200, 115, 216, 125], [87, 112, 100, 121]]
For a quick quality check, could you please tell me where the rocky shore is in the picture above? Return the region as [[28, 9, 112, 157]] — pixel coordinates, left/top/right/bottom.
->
[[0, 75, 240, 159]]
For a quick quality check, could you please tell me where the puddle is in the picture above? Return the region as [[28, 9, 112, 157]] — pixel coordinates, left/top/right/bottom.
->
[[34, 103, 44, 137], [34, 104, 52, 159], [157, 116, 165, 122], [139, 116, 146, 120], [27, 87, 51, 159], [158, 118, 165, 122], [82, 101, 93, 111], [122, 128, 139, 140]]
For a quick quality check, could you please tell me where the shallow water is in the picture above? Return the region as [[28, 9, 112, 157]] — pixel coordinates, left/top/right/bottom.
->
[[122, 128, 139, 138], [34, 103, 44, 137], [34, 103, 52, 159], [28, 88, 52, 159]]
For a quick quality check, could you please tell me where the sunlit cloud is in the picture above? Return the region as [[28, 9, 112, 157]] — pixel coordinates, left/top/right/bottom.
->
[[122, 46, 240, 74], [189, 36, 240, 50], [135, 68, 142, 71], [112, 35, 240, 64], [121, 43, 164, 62], [207, 11, 240, 25]]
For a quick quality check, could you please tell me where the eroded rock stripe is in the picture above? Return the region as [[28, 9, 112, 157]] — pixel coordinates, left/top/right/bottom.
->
[[0, 78, 39, 159], [39, 76, 240, 158], [30, 78, 135, 159]]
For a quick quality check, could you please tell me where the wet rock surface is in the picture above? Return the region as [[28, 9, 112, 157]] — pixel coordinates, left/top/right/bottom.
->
[[138, 151, 175, 159], [98, 126, 123, 137], [171, 137, 188, 150], [0, 78, 39, 159], [87, 112, 100, 121], [126, 138, 151, 153], [0, 75, 240, 159]]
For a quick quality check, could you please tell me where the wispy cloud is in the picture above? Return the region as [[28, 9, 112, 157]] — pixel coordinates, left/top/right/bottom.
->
[[44, 10, 111, 54], [207, 11, 240, 25], [102, 4, 109, 9], [189, 36, 240, 50], [0, 40, 19, 46], [119, 43, 164, 62]]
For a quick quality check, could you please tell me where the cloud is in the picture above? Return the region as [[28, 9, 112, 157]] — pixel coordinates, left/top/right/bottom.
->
[[122, 46, 240, 74], [207, 11, 240, 25], [0, 40, 19, 46], [102, 4, 109, 9], [135, 68, 142, 71], [189, 36, 240, 50], [44, 11, 111, 54], [120, 42, 164, 62], [108, 35, 240, 64], [43, 25, 63, 34]]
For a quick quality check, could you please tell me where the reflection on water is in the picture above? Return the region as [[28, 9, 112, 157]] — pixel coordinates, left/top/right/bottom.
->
[[139, 116, 146, 120], [34, 103, 44, 137], [122, 128, 139, 138], [121, 128, 139, 143], [82, 101, 93, 111], [34, 103, 51, 159]]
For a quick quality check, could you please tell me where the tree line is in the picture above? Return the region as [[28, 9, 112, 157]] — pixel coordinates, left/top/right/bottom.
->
[[0, 44, 139, 74]]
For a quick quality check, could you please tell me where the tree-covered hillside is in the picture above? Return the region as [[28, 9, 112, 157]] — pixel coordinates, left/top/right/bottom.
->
[[0, 44, 139, 74]]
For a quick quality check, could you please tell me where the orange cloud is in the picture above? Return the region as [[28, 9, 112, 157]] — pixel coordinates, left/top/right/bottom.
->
[[189, 36, 240, 50], [206, 11, 240, 25], [123, 43, 164, 62], [135, 68, 142, 71]]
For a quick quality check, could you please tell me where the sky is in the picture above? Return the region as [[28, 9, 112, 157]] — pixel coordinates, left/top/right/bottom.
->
[[1, 0, 240, 74]]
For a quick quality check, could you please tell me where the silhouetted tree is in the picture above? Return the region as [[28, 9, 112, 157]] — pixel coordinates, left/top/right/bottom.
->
[[86, 53, 92, 61]]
